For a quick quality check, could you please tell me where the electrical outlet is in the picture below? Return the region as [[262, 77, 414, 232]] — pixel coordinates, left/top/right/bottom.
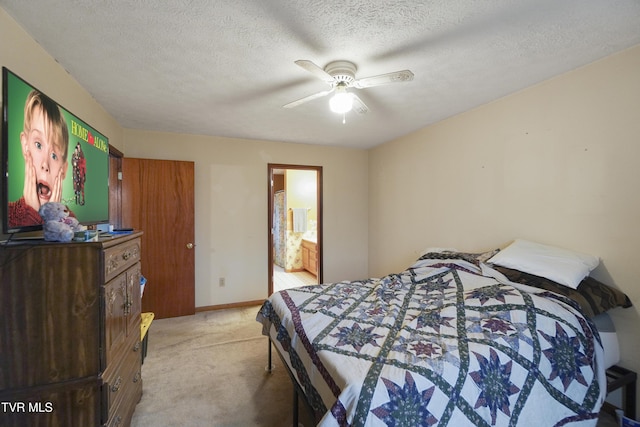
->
[[219, 277, 225, 287]]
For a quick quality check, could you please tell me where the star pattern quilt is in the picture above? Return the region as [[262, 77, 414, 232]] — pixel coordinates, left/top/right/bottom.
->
[[257, 253, 606, 426]]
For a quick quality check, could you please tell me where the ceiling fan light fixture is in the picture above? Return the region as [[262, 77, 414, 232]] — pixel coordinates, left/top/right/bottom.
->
[[329, 87, 353, 113], [285, 59, 412, 115]]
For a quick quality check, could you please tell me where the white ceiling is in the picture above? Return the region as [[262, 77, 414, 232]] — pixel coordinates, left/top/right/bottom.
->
[[2, 1, 639, 149]]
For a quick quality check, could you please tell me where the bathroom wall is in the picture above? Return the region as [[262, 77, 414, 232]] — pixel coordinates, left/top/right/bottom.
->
[[285, 169, 317, 271]]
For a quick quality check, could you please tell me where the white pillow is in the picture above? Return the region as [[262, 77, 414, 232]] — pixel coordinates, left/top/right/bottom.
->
[[487, 239, 599, 289]]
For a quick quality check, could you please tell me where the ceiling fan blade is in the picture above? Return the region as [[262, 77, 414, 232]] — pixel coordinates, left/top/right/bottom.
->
[[351, 93, 369, 115], [353, 70, 414, 89], [294, 60, 335, 85], [283, 88, 334, 108]]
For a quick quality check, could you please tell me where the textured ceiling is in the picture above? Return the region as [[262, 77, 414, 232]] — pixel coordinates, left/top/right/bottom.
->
[[2, 0, 640, 149]]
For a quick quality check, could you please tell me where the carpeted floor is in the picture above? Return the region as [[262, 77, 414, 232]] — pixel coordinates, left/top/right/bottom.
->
[[131, 305, 620, 427], [131, 305, 314, 427]]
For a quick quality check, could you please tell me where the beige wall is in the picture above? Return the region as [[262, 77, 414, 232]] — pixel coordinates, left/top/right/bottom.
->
[[1, 8, 370, 307], [122, 129, 369, 306], [369, 44, 640, 405], [0, 9, 124, 153]]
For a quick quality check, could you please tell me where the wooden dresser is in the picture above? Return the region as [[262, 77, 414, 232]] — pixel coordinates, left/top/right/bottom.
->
[[0, 231, 144, 426]]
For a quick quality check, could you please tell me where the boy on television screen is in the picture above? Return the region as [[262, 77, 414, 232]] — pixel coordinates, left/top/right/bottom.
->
[[8, 89, 70, 228]]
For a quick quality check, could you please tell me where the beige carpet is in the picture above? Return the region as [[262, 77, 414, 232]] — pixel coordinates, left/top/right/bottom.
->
[[131, 305, 619, 427], [131, 305, 314, 427]]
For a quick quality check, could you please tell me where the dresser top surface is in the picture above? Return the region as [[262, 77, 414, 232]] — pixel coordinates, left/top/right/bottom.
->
[[1, 230, 143, 249]]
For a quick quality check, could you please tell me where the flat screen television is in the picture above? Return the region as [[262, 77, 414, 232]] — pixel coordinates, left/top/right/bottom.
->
[[2, 67, 109, 235]]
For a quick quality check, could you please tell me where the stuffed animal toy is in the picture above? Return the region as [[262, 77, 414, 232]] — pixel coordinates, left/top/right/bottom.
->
[[38, 202, 86, 242]]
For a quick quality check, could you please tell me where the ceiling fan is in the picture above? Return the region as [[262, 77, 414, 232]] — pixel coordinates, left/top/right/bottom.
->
[[283, 60, 414, 115]]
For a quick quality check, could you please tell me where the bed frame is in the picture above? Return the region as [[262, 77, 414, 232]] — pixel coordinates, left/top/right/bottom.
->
[[267, 339, 319, 426]]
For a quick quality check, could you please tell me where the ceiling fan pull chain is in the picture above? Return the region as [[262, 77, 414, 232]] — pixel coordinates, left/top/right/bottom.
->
[[342, 113, 346, 124]]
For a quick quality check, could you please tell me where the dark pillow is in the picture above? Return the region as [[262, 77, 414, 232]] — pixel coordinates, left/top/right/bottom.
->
[[493, 265, 632, 318], [419, 249, 499, 268]]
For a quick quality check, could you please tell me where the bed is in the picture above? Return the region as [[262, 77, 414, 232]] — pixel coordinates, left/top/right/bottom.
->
[[258, 240, 632, 426]]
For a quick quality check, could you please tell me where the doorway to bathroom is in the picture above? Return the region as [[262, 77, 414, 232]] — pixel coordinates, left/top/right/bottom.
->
[[268, 164, 322, 295]]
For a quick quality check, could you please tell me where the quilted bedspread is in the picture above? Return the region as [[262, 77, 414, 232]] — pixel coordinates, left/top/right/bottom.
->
[[257, 254, 606, 426]]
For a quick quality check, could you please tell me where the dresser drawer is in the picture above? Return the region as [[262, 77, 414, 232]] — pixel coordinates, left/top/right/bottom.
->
[[102, 341, 142, 426], [104, 238, 141, 282], [1, 377, 101, 427]]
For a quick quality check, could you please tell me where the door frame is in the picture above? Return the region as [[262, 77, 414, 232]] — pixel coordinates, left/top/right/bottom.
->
[[108, 145, 123, 228], [267, 164, 323, 295]]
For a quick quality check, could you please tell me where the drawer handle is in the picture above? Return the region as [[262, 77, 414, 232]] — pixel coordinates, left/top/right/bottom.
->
[[133, 341, 140, 352], [113, 415, 122, 427], [111, 376, 122, 393], [133, 371, 141, 383], [122, 251, 131, 260]]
